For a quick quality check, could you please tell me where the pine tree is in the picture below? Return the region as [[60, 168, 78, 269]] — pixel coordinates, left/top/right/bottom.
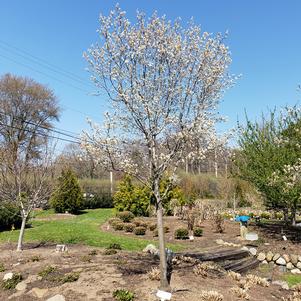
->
[[50, 169, 83, 214]]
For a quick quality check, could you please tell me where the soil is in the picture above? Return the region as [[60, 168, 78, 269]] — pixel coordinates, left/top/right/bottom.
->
[[0, 217, 299, 301]]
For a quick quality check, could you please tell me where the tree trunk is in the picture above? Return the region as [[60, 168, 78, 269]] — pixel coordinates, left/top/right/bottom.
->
[[17, 215, 26, 251], [154, 181, 171, 291]]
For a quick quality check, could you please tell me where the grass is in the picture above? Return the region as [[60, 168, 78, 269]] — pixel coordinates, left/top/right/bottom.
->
[[0, 208, 182, 252], [282, 274, 301, 287]]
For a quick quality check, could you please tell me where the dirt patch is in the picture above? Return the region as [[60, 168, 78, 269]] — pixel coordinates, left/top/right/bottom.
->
[[0, 243, 291, 301]]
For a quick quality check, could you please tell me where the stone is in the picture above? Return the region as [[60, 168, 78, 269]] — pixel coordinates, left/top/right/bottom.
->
[[3, 272, 13, 281], [276, 257, 286, 265], [46, 295, 65, 301], [143, 244, 159, 255], [15, 281, 27, 291], [55, 244, 68, 252], [249, 248, 257, 256], [215, 239, 224, 245], [278, 265, 287, 273], [241, 246, 249, 252], [291, 268, 301, 274], [283, 254, 290, 263], [272, 280, 289, 290], [287, 262, 294, 270], [257, 252, 266, 261], [245, 232, 258, 241], [266, 251, 274, 262], [291, 255, 299, 265], [298, 256, 301, 262], [24, 275, 38, 284], [262, 260, 268, 264], [297, 262, 301, 269], [29, 287, 49, 298], [273, 253, 281, 261]]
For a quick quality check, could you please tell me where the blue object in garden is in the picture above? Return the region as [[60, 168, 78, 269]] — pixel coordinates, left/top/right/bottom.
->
[[235, 215, 250, 223]]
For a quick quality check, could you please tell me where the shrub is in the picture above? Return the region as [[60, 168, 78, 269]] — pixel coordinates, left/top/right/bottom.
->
[[38, 266, 57, 279], [133, 219, 148, 228], [213, 213, 225, 233], [275, 212, 283, 220], [149, 223, 157, 231], [83, 193, 113, 209], [108, 243, 122, 250], [147, 267, 160, 281], [117, 211, 135, 223], [174, 228, 189, 240], [0, 202, 22, 231], [30, 255, 42, 262], [124, 223, 135, 232], [113, 176, 151, 216], [1, 273, 22, 290], [199, 290, 224, 301], [88, 249, 98, 256], [113, 289, 135, 301], [153, 226, 169, 237], [260, 212, 271, 219], [50, 169, 84, 214], [134, 226, 146, 235], [193, 227, 203, 237], [108, 218, 121, 225], [104, 249, 118, 255], [0, 263, 5, 272], [112, 222, 124, 231], [61, 272, 80, 283]]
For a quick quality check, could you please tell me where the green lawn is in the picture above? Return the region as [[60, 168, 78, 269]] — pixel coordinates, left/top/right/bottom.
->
[[283, 273, 301, 287], [0, 209, 182, 251]]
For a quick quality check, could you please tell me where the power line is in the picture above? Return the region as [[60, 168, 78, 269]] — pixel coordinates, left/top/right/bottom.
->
[[0, 39, 94, 89], [0, 52, 90, 93]]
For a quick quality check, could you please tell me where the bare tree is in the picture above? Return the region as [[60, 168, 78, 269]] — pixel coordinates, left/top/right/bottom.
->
[[82, 6, 235, 290], [0, 73, 60, 251]]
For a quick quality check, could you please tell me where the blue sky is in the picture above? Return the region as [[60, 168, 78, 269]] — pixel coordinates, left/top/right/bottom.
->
[[1, 0, 301, 150]]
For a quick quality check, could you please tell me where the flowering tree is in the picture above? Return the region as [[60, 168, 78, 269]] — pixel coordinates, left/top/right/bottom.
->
[[82, 6, 235, 290]]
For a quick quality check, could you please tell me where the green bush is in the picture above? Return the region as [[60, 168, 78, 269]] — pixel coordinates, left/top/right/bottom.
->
[[134, 226, 146, 236], [275, 212, 284, 220], [117, 211, 135, 223], [193, 227, 203, 237], [50, 169, 84, 214], [112, 222, 124, 231], [108, 243, 122, 250], [61, 272, 80, 283], [113, 289, 135, 301], [1, 273, 22, 290], [83, 193, 113, 209], [174, 228, 189, 240], [0, 202, 22, 231], [124, 223, 135, 232], [80, 178, 114, 209], [0, 263, 5, 272], [38, 266, 57, 279], [260, 212, 271, 219], [113, 176, 151, 217], [108, 218, 121, 225]]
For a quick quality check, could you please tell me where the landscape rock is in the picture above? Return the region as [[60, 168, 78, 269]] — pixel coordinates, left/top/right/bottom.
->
[[15, 281, 27, 291], [3, 272, 13, 281], [249, 248, 257, 256], [291, 255, 299, 265], [262, 260, 268, 264], [272, 280, 289, 290], [291, 268, 301, 274], [55, 244, 68, 252], [215, 239, 224, 245], [276, 257, 286, 265], [241, 246, 249, 252], [28, 287, 49, 298], [298, 256, 301, 262], [245, 232, 258, 241], [46, 295, 65, 301], [297, 262, 301, 269], [287, 262, 294, 270], [257, 252, 266, 261], [143, 244, 159, 255], [266, 251, 274, 262], [273, 253, 281, 261], [283, 254, 290, 263]]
